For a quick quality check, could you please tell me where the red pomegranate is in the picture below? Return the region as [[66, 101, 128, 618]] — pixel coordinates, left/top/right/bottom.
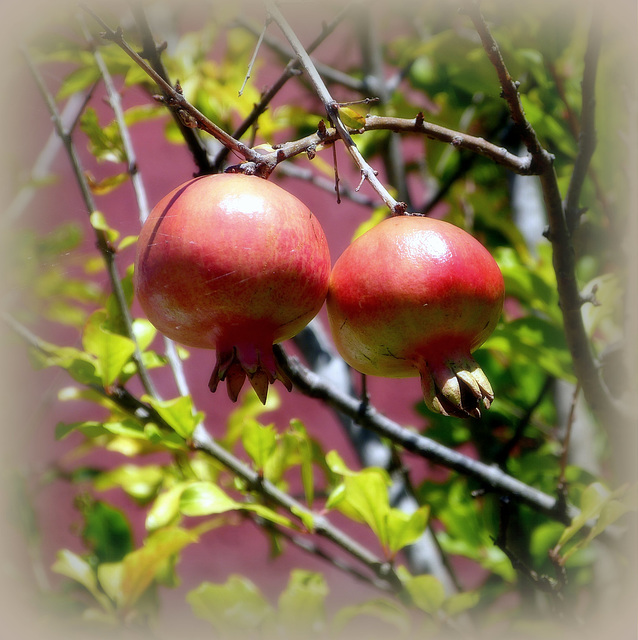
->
[[134, 173, 331, 404], [326, 215, 504, 418]]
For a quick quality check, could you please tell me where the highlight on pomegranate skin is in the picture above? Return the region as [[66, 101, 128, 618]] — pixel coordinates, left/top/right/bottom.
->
[[327, 215, 505, 419], [134, 173, 331, 404]]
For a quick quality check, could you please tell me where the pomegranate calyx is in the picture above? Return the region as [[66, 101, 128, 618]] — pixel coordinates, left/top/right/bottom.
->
[[419, 354, 494, 419], [209, 345, 292, 404]]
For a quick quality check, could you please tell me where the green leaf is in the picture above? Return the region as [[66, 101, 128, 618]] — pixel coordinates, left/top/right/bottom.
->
[[117, 527, 198, 609], [179, 481, 239, 517], [89, 210, 120, 242], [80, 107, 126, 163], [55, 420, 108, 440], [557, 482, 608, 547], [52, 549, 113, 613], [29, 341, 101, 386], [277, 570, 328, 633], [333, 597, 411, 633], [146, 482, 192, 531], [143, 394, 204, 439], [404, 574, 446, 615], [442, 590, 480, 617], [341, 470, 391, 548], [81, 500, 134, 564], [487, 316, 574, 382], [96, 562, 125, 606], [289, 419, 315, 508], [179, 481, 292, 527], [242, 419, 277, 471], [93, 464, 164, 503], [82, 311, 136, 387], [385, 506, 429, 555], [222, 387, 280, 449], [187, 576, 274, 633], [337, 104, 367, 129]]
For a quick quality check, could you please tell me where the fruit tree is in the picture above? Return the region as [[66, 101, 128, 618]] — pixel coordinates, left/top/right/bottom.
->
[[1, 1, 636, 639]]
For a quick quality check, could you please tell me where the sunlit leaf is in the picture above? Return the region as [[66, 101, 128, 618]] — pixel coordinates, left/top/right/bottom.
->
[[277, 570, 327, 633], [179, 481, 239, 516], [187, 575, 274, 633], [93, 464, 164, 503], [337, 105, 367, 129], [242, 419, 277, 472], [143, 394, 204, 439], [404, 574, 446, 615], [333, 597, 411, 633], [146, 482, 192, 531], [82, 311, 136, 386], [52, 549, 113, 613], [117, 527, 199, 609], [385, 506, 429, 554]]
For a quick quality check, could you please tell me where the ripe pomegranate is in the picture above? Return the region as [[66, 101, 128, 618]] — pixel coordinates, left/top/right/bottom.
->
[[134, 173, 331, 404], [327, 215, 504, 418]]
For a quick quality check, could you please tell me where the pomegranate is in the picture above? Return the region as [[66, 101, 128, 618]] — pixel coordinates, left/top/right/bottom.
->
[[134, 173, 331, 404], [326, 215, 504, 418]]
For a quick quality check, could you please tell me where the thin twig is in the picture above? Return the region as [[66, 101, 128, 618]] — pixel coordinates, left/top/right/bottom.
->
[[265, 0, 407, 215], [212, 5, 353, 172], [22, 45, 158, 399], [82, 15, 200, 403], [82, 5, 270, 174], [564, 2, 602, 235], [131, 2, 211, 174], [5, 310, 404, 594], [237, 17, 367, 94], [239, 16, 271, 97]]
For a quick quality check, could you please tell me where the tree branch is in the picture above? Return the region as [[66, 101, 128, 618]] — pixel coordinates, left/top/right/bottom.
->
[[265, 0, 407, 215], [212, 5, 353, 172], [463, 0, 628, 429], [131, 2, 212, 175], [275, 347, 575, 525], [22, 45, 159, 399], [564, 3, 602, 235], [82, 6, 270, 175]]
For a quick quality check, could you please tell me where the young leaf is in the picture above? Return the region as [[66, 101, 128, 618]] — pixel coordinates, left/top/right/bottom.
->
[[81, 500, 134, 564], [179, 481, 239, 517], [117, 527, 199, 609], [289, 419, 315, 508], [52, 549, 114, 613], [242, 419, 277, 472], [187, 576, 275, 633], [82, 311, 136, 387], [143, 394, 204, 439], [337, 105, 367, 129], [385, 506, 430, 555], [277, 570, 328, 633], [404, 574, 446, 615], [342, 471, 391, 549], [146, 482, 193, 531]]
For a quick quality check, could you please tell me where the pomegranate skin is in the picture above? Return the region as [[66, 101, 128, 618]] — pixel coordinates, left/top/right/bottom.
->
[[134, 173, 331, 403], [327, 215, 504, 418]]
